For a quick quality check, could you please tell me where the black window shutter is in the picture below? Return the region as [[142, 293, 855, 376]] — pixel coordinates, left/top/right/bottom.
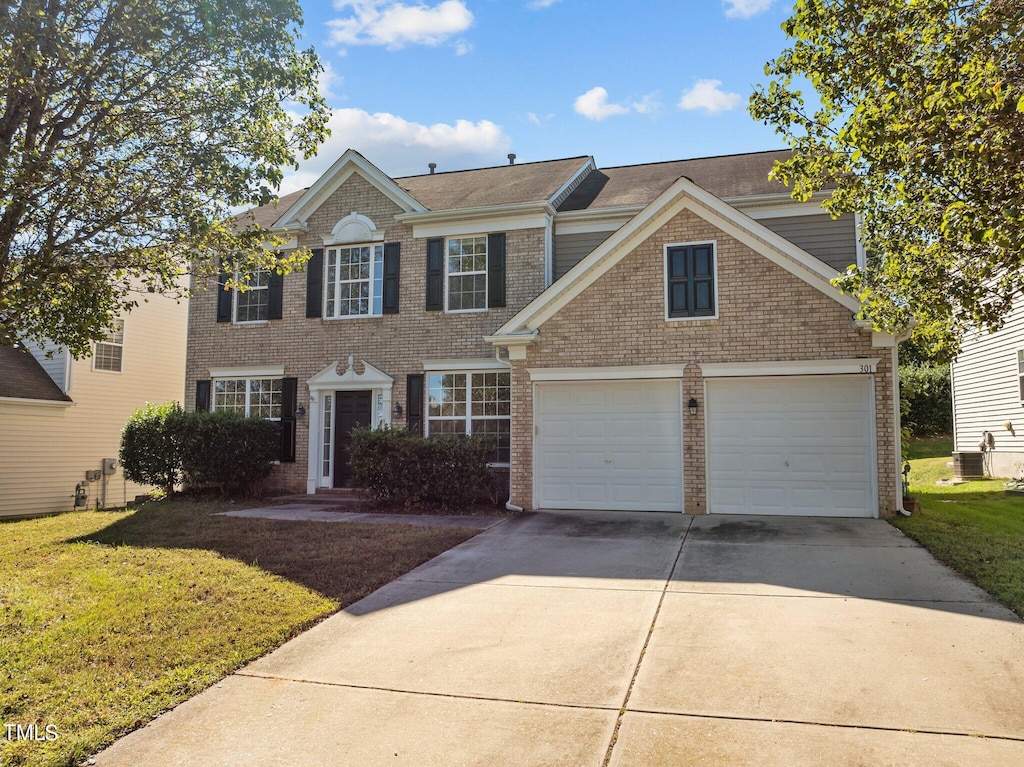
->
[[425, 238, 444, 311], [195, 380, 211, 412], [267, 255, 284, 320], [690, 244, 715, 317], [216, 272, 232, 323], [306, 248, 324, 318], [383, 242, 400, 314], [279, 377, 298, 463], [487, 232, 506, 308], [406, 374, 424, 436]]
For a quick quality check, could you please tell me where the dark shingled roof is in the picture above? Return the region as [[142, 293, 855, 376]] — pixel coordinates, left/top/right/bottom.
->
[[0, 344, 71, 402], [557, 149, 795, 211], [395, 156, 592, 210], [235, 150, 796, 225]]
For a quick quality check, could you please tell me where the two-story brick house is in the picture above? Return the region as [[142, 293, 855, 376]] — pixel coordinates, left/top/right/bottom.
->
[[185, 149, 902, 517]]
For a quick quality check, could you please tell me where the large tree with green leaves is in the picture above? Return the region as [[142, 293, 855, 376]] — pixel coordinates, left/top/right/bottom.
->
[[0, 0, 330, 356], [750, 0, 1024, 360]]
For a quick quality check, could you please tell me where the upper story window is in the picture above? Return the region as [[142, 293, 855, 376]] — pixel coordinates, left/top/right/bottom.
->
[[325, 244, 384, 318], [426, 371, 511, 465], [213, 377, 282, 420], [447, 236, 488, 312], [93, 319, 124, 372], [235, 270, 270, 323], [666, 242, 716, 320]]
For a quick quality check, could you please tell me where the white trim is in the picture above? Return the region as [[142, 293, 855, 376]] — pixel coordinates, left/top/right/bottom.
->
[[544, 211, 554, 288], [322, 243, 385, 319], [423, 358, 510, 372], [0, 395, 73, 408], [737, 200, 828, 220], [663, 240, 720, 322], [549, 157, 597, 210], [528, 364, 687, 381], [444, 235, 488, 314], [396, 200, 553, 228], [263, 235, 298, 251], [323, 212, 385, 246], [91, 319, 125, 374], [483, 331, 539, 361], [209, 365, 284, 379], [272, 149, 427, 229], [553, 206, 643, 235], [424, 369, 511, 468], [412, 211, 549, 239], [699, 358, 881, 378], [487, 176, 861, 343]]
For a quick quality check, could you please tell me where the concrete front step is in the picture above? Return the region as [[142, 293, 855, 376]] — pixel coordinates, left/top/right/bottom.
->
[[273, 493, 363, 506]]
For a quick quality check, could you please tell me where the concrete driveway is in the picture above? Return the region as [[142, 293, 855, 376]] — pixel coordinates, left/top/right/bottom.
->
[[96, 512, 1024, 766]]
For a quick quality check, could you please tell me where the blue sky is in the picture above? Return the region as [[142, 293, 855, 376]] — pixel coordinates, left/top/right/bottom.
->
[[283, 0, 798, 192]]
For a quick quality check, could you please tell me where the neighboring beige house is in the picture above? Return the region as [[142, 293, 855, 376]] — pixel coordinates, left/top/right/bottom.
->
[[0, 292, 187, 518], [951, 301, 1024, 478], [186, 148, 902, 517]]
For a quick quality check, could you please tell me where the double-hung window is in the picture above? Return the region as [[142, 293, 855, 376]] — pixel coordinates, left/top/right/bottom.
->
[[666, 242, 716, 319], [93, 319, 124, 372], [235, 270, 270, 323], [1017, 350, 1024, 403], [324, 244, 384, 318], [446, 236, 488, 312], [426, 371, 511, 464], [212, 378, 283, 420]]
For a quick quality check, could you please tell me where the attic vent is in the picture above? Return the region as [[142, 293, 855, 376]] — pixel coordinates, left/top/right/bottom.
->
[[428, 162, 437, 174], [507, 153, 516, 165]]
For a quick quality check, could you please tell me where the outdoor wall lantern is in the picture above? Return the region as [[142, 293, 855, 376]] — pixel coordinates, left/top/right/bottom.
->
[[394, 402, 404, 416], [688, 397, 699, 416], [294, 406, 306, 418]]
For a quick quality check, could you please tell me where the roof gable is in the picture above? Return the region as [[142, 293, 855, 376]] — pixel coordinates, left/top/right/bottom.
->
[[491, 175, 861, 339], [0, 345, 72, 403], [272, 149, 428, 229]]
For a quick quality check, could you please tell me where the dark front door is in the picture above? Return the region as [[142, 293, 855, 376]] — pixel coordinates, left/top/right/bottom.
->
[[334, 391, 372, 487]]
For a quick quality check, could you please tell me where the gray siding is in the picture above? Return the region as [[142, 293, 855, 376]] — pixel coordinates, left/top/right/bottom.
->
[[27, 341, 68, 392], [760, 213, 858, 273], [553, 231, 614, 281], [951, 299, 1024, 476]]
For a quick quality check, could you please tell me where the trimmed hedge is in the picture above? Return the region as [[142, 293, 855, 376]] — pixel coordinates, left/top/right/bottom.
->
[[899, 363, 953, 437], [348, 426, 500, 509], [120, 404, 278, 498]]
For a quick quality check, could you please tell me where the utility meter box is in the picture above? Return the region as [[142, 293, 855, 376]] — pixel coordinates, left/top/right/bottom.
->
[[102, 458, 118, 475]]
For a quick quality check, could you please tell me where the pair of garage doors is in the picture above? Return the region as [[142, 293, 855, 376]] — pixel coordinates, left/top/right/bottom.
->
[[535, 375, 875, 517]]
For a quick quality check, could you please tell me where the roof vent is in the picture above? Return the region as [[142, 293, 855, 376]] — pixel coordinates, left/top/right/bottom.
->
[[507, 153, 516, 166], [428, 162, 437, 174]]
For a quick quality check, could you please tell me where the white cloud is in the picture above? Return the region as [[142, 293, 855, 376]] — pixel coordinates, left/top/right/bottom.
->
[[527, 0, 562, 9], [317, 61, 342, 100], [527, 112, 541, 125], [280, 108, 512, 192], [723, 0, 774, 19], [631, 92, 661, 116], [454, 37, 472, 55], [573, 86, 630, 121], [329, 1, 474, 49], [677, 79, 742, 114]]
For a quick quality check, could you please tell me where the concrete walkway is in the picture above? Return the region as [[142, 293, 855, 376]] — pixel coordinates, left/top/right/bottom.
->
[[95, 512, 1024, 766], [217, 503, 503, 529]]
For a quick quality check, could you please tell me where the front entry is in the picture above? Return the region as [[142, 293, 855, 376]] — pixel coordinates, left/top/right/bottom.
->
[[333, 391, 372, 487]]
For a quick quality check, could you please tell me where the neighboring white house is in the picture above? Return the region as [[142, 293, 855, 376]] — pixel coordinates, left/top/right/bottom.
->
[[0, 292, 187, 518], [951, 300, 1024, 478]]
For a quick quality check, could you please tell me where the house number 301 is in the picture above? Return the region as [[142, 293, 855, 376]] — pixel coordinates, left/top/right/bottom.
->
[[859, 364, 874, 373]]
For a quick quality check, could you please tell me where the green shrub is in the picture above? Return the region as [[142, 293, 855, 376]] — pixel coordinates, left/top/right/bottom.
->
[[900, 363, 953, 437], [120, 401, 183, 495], [172, 411, 279, 497], [349, 426, 498, 509], [121, 406, 278, 498]]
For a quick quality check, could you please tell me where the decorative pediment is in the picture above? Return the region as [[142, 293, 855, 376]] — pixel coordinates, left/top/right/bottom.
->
[[307, 356, 394, 391], [323, 212, 384, 246]]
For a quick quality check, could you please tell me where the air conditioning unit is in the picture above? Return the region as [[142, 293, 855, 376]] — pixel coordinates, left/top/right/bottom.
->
[[952, 451, 984, 480]]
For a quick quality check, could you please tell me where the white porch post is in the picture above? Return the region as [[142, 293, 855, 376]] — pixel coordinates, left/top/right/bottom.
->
[[306, 390, 320, 494]]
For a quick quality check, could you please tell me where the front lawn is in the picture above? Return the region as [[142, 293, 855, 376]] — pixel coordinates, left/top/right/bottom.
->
[[892, 437, 1024, 618], [0, 500, 480, 767]]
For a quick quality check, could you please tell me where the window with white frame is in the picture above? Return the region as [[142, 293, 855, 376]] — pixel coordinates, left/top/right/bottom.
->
[[1018, 350, 1024, 402], [324, 244, 384, 318], [93, 319, 124, 372], [446, 236, 487, 312], [427, 371, 510, 464], [235, 270, 270, 322], [213, 378, 282, 420]]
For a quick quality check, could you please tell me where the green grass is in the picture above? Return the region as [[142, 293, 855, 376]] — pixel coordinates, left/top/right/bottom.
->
[[0, 500, 480, 767], [892, 437, 1024, 618]]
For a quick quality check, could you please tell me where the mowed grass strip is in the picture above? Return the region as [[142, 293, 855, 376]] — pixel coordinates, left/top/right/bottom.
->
[[892, 437, 1024, 618], [0, 500, 480, 767]]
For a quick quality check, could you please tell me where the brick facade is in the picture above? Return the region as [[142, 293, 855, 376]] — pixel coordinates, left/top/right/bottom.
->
[[510, 208, 898, 516]]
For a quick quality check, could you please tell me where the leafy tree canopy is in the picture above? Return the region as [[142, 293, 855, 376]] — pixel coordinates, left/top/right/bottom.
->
[[750, 0, 1024, 360], [0, 0, 330, 356]]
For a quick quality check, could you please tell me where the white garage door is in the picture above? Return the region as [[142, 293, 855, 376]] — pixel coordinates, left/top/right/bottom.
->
[[706, 376, 876, 517], [535, 380, 683, 511]]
